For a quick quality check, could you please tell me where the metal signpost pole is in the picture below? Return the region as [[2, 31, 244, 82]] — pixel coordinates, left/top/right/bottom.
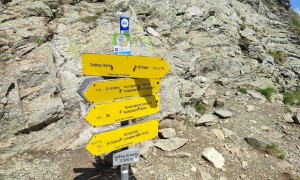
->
[[120, 16, 130, 180], [121, 120, 129, 180]]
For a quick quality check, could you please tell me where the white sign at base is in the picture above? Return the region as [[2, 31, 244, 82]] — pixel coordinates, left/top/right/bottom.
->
[[113, 149, 140, 166]]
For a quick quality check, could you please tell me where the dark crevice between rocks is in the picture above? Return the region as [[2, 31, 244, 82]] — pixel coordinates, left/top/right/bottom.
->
[[5, 83, 15, 96], [16, 116, 63, 135], [175, 12, 185, 16]]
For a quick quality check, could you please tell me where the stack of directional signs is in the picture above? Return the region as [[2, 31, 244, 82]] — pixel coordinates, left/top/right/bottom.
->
[[77, 54, 170, 156]]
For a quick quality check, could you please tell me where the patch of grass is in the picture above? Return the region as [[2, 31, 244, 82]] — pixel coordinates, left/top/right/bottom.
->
[[82, 15, 98, 23], [257, 87, 276, 102], [283, 105, 292, 113], [283, 90, 300, 106], [241, 16, 246, 22], [289, 10, 300, 38], [36, 40, 45, 45], [268, 50, 286, 64], [238, 87, 248, 94], [266, 143, 286, 160], [184, 116, 192, 126], [194, 102, 206, 114]]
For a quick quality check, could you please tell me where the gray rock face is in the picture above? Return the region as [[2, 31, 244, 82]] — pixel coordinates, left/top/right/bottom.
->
[[155, 138, 188, 152], [0, 0, 299, 160], [196, 114, 216, 126], [214, 109, 233, 119], [201, 147, 225, 169], [159, 128, 176, 139]]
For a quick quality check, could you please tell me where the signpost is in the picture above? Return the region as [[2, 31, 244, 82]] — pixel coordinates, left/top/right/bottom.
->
[[86, 120, 158, 156], [85, 95, 160, 127], [113, 149, 140, 166], [77, 16, 170, 180], [82, 54, 170, 78], [77, 78, 160, 104]]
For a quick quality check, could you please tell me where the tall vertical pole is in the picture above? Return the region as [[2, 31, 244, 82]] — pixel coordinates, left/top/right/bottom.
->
[[120, 16, 130, 180], [120, 120, 129, 180]]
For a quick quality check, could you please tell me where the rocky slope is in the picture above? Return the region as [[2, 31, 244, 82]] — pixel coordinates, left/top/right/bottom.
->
[[0, 0, 300, 179]]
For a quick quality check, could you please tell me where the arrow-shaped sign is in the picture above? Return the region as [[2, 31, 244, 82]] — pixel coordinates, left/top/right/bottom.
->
[[82, 54, 170, 78], [86, 95, 160, 127], [86, 119, 158, 156], [77, 78, 160, 104]]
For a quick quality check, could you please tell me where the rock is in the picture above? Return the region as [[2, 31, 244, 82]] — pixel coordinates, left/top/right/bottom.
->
[[242, 161, 248, 170], [292, 112, 300, 124], [179, 80, 205, 103], [228, 147, 240, 156], [159, 128, 176, 139], [214, 97, 225, 107], [196, 114, 216, 126], [201, 147, 225, 169], [212, 129, 225, 140], [131, 167, 137, 174], [224, 91, 231, 96], [261, 126, 271, 131], [187, 6, 204, 17], [244, 138, 267, 152], [18, 1, 53, 17], [199, 168, 214, 180], [215, 78, 230, 86], [155, 138, 188, 152], [204, 88, 216, 97], [193, 76, 207, 84], [191, 166, 197, 172], [248, 90, 266, 101], [222, 128, 235, 137], [214, 109, 233, 119], [246, 105, 255, 112], [283, 114, 294, 123], [160, 77, 184, 117], [159, 119, 183, 130], [165, 152, 192, 158], [140, 141, 154, 159], [146, 27, 160, 37]]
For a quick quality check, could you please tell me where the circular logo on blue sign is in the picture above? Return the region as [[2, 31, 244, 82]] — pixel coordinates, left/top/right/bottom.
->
[[121, 19, 129, 28]]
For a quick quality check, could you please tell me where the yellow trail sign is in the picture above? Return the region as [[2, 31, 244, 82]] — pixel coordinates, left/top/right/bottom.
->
[[86, 119, 158, 156], [77, 78, 160, 104], [86, 95, 160, 127], [82, 54, 170, 78]]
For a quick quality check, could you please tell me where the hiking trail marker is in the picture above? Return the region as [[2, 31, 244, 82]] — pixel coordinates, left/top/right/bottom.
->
[[86, 120, 158, 156], [85, 95, 160, 127], [77, 16, 170, 180], [82, 54, 170, 78]]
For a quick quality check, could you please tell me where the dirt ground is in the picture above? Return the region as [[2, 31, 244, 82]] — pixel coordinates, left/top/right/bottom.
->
[[0, 89, 299, 180]]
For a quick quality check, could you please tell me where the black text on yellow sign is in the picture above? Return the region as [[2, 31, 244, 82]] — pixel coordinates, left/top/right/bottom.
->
[[82, 54, 170, 78], [85, 95, 160, 127], [86, 119, 158, 156], [80, 78, 160, 104]]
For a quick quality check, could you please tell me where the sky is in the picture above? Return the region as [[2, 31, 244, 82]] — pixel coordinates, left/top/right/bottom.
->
[[291, 0, 300, 14]]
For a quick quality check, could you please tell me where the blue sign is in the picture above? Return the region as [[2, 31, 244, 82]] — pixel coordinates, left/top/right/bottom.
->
[[120, 17, 129, 33]]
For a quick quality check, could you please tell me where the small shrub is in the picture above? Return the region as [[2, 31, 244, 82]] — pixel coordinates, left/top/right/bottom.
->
[[82, 15, 98, 23], [257, 87, 276, 102], [36, 40, 45, 45], [266, 143, 285, 160], [289, 10, 300, 38], [241, 16, 246, 22], [194, 102, 206, 114], [283, 105, 292, 113], [240, 24, 246, 31], [283, 90, 300, 106], [268, 50, 286, 64], [184, 116, 192, 126], [238, 87, 248, 94]]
